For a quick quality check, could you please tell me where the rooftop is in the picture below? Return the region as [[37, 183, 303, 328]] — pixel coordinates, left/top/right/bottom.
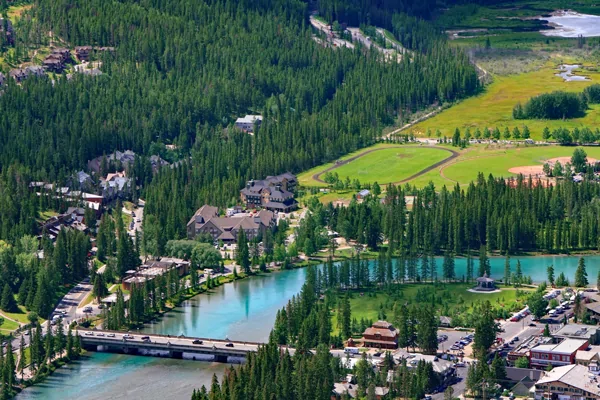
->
[[554, 324, 598, 339], [532, 339, 589, 355], [536, 364, 600, 397]]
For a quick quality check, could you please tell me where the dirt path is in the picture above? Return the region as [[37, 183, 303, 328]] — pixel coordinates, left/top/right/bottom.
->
[[312, 146, 459, 185], [383, 107, 443, 139]]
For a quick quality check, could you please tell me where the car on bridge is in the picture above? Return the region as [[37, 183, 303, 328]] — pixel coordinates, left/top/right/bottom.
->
[[226, 343, 234, 347], [193, 340, 203, 345], [123, 334, 134, 340]]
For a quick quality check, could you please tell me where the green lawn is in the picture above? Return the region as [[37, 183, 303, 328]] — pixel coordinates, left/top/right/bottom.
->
[[0, 319, 20, 333], [298, 144, 452, 187], [1, 305, 31, 325], [410, 66, 600, 140], [331, 283, 532, 334]]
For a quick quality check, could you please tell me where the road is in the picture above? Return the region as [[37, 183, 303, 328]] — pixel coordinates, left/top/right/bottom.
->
[[127, 199, 145, 240]]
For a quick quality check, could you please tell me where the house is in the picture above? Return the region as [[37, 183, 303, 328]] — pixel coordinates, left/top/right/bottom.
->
[[9, 69, 27, 82], [554, 324, 600, 345], [331, 382, 389, 399], [186, 205, 276, 243], [100, 171, 132, 200], [357, 189, 370, 200], [122, 258, 190, 291], [42, 57, 63, 72], [474, 273, 496, 291], [394, 352, 456, 384], [530, 338, 589, 369], [75, 46, 93, 61], [439, 316, 453, 327], [235, 115, 263, 133], [534, 364, 600, 400], [69, 170, 94, 191], [361, 321, 398, 349], [576, 346, 600, 366], [505, 368, 543, 397], [25, 66, 46, 78], [240, 173, 298, 212]]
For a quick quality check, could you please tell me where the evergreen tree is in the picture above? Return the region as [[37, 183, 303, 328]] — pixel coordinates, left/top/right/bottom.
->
[[575, 257, 589, 287], [236, 229, 251, 275]]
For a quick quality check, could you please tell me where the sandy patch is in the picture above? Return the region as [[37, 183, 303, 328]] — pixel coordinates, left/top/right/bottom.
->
[[509, 165, 544, 176]]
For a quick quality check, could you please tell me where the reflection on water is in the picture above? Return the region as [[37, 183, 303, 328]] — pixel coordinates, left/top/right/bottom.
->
[[555, 64, 589, 82], [18, 255, 600, 399]]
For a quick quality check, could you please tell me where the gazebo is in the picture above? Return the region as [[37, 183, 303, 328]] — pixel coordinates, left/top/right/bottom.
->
[[474, 273, 496, 291]]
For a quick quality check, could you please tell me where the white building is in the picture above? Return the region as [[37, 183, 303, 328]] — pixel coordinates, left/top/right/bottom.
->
[[235, 115, 263, 133]]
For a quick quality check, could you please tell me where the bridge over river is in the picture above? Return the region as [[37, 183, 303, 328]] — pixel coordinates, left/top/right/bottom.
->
[[79, 329, 296, 362]]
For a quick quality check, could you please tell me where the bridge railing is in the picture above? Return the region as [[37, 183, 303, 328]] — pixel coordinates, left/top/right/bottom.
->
[[76, 328, 266, 346]]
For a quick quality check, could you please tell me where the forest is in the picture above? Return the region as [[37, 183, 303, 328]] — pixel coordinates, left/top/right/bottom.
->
[[513, 91, 589, 120], [296, 174, 600, 258]]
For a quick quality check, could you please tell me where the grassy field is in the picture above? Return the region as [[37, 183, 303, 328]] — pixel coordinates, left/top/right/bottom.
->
[[440, 145, 600, 186], [330, 283, 531, 335], [409, 66, 600, 140], [297, 142, 600, 196], [298, 144, 452, 187]]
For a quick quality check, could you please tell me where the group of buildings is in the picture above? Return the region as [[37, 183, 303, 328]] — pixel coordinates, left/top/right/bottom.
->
[[503, 323, 600, 399], [186, 172, 298, 244], [120, 258, 190, 291], [42, 47, 71, 72]]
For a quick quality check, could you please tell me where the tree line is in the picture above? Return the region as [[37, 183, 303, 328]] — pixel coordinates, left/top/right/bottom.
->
[[298, 174, 600, 258]]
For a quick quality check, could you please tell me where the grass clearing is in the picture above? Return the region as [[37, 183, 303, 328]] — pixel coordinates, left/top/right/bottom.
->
[[2, 305, 31, 325], [410, 66, 600, 140], [298, 144, 453, 187], [330, 283, 532, 335]]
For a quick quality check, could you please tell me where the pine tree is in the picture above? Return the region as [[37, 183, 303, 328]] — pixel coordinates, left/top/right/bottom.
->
[[503, 255, 511, 285], [17, 335, 25, 381], [547, 265, 555, 286], [236, 230, 250, 274], [0, 283, 16, 312], [575, 257, 589, 287]]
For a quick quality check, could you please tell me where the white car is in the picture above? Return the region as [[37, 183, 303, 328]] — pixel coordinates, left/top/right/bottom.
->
[[96, 333, 105, 337], [84, 332, 94, 336], [107, 333, 115, 338]]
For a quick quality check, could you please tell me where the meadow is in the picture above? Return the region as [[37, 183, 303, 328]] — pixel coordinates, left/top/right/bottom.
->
[[409, 66, 600, 140]]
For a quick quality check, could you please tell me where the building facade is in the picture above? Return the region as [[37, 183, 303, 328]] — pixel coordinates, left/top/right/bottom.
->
[[186, 205, 276, 243], [361, 321, 398, 349], [240, 173, 298, 212]]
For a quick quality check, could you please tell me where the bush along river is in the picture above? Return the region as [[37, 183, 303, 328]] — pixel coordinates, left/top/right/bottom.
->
[[17, 254, 600, 399]]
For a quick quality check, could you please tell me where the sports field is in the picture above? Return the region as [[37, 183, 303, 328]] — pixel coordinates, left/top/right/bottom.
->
[[298, 144, 454, 187], [299, 143, 600, 200], [409, 66, 600, 140]]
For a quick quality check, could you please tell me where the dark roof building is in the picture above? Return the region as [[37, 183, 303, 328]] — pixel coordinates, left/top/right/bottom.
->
[[186, 205, 276, 243], [240, 173, 298, 213]]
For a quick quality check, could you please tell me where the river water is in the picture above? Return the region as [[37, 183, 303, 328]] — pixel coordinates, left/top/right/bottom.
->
[[18, 254, 600, 399], [540, 11, 600, 38]]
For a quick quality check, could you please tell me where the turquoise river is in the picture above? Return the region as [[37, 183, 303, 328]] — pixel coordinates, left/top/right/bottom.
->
[[18, 255, 600, 399]]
